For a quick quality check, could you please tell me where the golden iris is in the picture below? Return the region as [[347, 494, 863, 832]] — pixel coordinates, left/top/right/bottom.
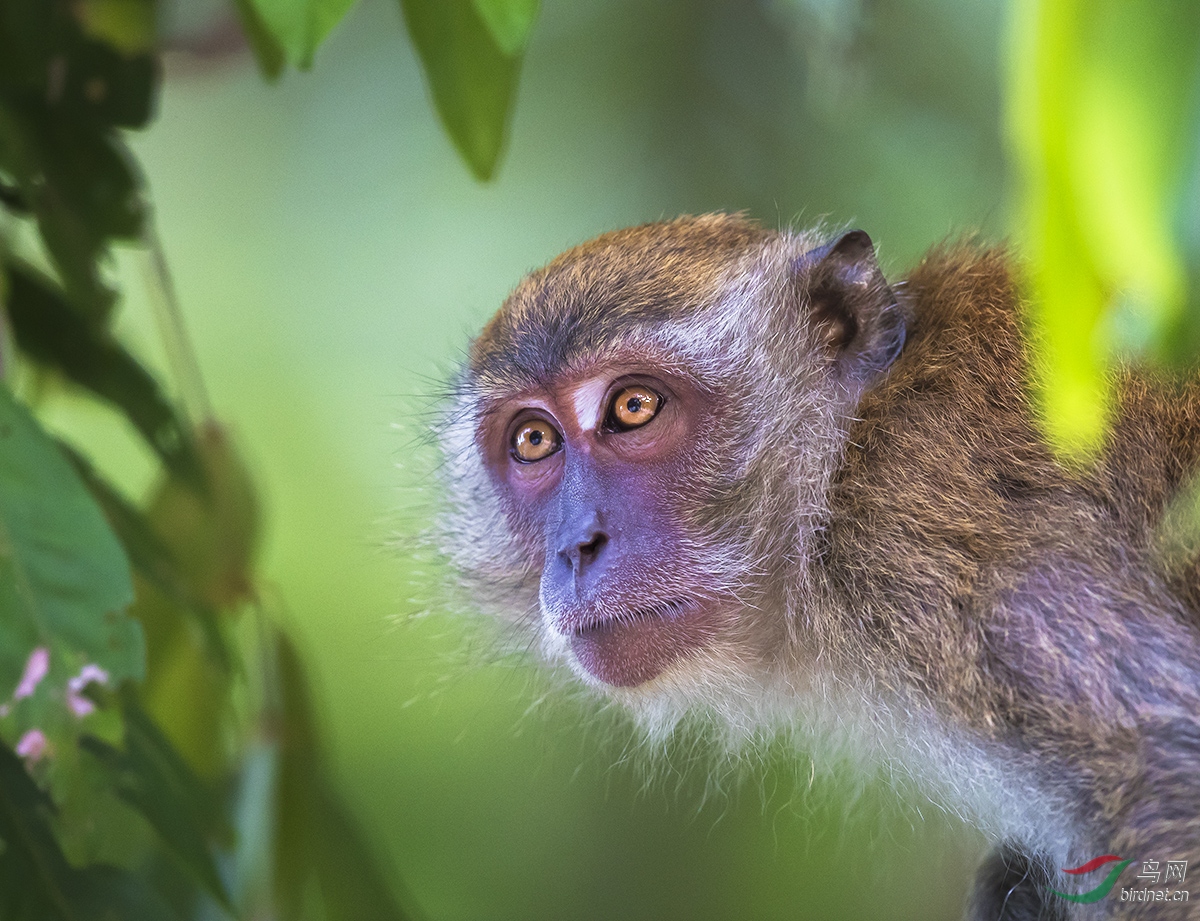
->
[[512, 419, 560, 462], [608, 385, 661, 430]]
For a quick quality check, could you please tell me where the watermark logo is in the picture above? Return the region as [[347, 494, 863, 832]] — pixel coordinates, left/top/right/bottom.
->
[[1050, 855, 1134, 903], [1051, 856, 1189, 905]]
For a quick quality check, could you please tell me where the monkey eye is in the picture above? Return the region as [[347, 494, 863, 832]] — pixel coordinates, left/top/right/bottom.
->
[[511, 418, 562, 463], [605, 385, 663, 431]]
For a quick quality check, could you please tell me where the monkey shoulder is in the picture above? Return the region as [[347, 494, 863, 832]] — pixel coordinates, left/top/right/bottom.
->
[[821, 244, 1200, 719]]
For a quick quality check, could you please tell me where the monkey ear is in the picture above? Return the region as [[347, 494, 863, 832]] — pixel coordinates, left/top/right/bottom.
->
[[799, 230, 906, 381]]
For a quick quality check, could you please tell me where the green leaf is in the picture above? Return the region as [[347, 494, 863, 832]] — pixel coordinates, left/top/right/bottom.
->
[[81, 696, 233, 910], [246, 0, 360, 69], [0, 106, 115, 319], [0, 2, 57, 88], [145, 422, 259, 610], [470, 0, 538, 56], [272, 631, 419, 921], [75, 0, 158, 56], [61, 445, 231, 674], [0, 383, 142, 693], [399, 0, 524, 180], [1007, 0, 1200, 449], [231, 0, 287, 80], [65, 450, 196, 615], [4, 260, 205, 488], [0, 8, 157, 320], [51, 38, 159, 131], [0, 104, 149, 319], [0, 5, 157, 129], [308, 0, 361, 58], [0, 742, 180, 921], [0, 178, 31, 214]]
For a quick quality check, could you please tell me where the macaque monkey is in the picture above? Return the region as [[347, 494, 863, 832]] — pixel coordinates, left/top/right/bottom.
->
[[438, 213, 1200, 919]]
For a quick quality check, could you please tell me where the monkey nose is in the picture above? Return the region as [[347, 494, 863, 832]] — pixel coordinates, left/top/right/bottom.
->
[[557, 526, 610, 576]]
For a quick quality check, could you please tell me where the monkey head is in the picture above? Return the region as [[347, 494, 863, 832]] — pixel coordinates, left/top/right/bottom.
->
[[440, 214, 907, 722]]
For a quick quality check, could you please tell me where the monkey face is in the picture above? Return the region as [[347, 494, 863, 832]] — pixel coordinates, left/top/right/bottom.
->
[[476, 360, 736, 688], [443, 214, 907, 711]]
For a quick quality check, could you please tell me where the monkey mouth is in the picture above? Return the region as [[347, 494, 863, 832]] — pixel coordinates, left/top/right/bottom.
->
[[568, 600, 717, 688]]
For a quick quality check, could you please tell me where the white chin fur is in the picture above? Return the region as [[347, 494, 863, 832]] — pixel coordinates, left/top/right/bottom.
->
[[541, 633, 1077, 868]]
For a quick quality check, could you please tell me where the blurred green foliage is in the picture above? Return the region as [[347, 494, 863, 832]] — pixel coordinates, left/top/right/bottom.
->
[[237, 0, 532, 178], [1008, 0, 1200, 449], [1, 0, 1198, 919], [0, 0, 523, 916], [398, 0, 527, 179], [0, 386, 139, 693]]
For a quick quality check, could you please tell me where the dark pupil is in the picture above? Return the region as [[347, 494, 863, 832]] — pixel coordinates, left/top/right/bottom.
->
[[626, 396, 643, 413], [528, 430, 543, 446]]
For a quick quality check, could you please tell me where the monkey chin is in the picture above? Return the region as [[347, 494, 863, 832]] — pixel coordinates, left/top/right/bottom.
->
[[565, 601, 720, 689]]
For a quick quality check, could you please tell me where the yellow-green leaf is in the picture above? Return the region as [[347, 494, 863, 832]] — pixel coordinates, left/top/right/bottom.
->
[[246, 0, 360, 69], [232, 0, 286, 80], [1007, 0, 1200, 451], [75, 0, 157, 55], [471, 0, 538, 56]]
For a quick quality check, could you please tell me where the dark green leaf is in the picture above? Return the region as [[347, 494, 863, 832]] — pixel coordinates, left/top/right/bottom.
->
[[5, 260, 204, 487], [81, 696, 233, 910], [0, 7, 156, 320], [71, 865, 184, 921], [65, 448, 195, 612], [0, 105, 118, 318], [46, 39, 159, 130], [29, 119, 144, 237], [308, 784, 424, 921], [0, 106, 150, 319], [399, 0, 524, 180], [0, 742, 180, 921], [272, 634, 318, 919], [0, 179, 30, 213], [0, 383, 142, 692], [0, 7, 157, 129], [0, 2, 58, 89]]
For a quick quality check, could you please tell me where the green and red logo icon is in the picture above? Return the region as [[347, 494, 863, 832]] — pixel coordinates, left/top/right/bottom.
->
[[1050, 855, 1134, 903]]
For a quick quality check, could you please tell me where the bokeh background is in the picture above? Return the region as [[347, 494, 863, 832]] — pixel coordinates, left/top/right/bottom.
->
[[25, 0, 1142, 917]]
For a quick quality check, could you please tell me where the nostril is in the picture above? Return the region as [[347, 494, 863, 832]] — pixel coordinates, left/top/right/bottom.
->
[[579, 532, 608, 561], [559, 530, 609, 573], [555, 514, 610, 575]]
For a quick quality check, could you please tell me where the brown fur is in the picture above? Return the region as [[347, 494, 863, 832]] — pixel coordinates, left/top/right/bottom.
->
[[827, 244, 1200, 919], [469, 214, 774, 392], [831, 243, 1200, 722]]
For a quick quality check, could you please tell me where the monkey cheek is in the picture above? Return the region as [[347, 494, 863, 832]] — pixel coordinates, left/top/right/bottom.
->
[[567, 607, 718, 688]]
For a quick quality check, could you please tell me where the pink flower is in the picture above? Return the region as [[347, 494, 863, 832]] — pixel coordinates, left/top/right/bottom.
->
[[14, 647, 49, 700], [15, 728, 46, 762], [66, 664, 110, 718]]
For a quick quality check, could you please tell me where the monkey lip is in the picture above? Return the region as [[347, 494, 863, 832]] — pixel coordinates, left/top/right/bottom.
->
[[568, 600, 716, 688]]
